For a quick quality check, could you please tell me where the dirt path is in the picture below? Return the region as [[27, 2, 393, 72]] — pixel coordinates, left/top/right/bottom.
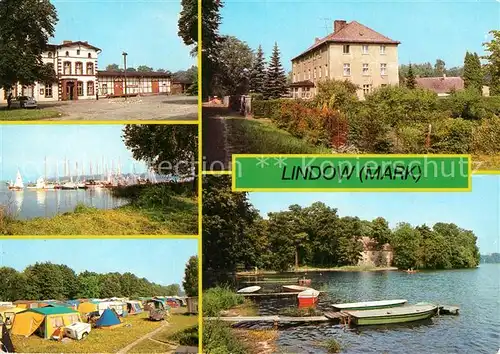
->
[[117, 321, 170, 354], [202, 105, 232, 171]]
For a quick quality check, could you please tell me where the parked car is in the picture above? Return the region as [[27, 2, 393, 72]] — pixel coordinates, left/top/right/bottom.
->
[[63, 322, 91, 340], [16, 96, 37, 108]]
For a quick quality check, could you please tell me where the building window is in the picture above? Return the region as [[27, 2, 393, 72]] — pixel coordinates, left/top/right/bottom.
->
[[343, 45, 350, 54], [362, 45, 369, 54], [77, 49, 81, 55], [40, 88, 45, 96], [319, 66, 322, 78], [380, 63, 387, 76], [75, 62, 83, 75], [362, 63, 369, 75], [88, 53, 92, 58], [380, 45, 386, 54], [86, 62, 94, 75], [314, 68, 316, 79], [363, 84, 372, 95], [381, 84, 387, 87], [325, 64, 328, 76], [102, 84, 108, 95], [77, 81, 83, 96], [63, 61, 71, 75], [87, 81, 94, 96], [45, 84, 53, 97], [65, 51, 69, 57], [48, 52, 53, 58], [308, 69, 311, 80], [343, 63, 351, 76], [293, 73, 296, 83]]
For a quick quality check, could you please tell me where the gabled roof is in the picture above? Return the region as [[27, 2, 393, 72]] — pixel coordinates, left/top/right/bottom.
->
[[292, 21, 400, 61], [48, 41, 101, 51], [415, 76, 464, 94]]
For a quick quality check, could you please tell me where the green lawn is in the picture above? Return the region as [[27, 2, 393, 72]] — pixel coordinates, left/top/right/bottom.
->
[[11, 312, 163, 353], [1, 195, 198, 235], [225, 117, 331, 154], [0, 108, 63, 120]]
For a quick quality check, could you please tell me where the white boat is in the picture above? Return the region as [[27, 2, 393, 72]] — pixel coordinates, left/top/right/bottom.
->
[[61, 181, 78, 190], [344, 304, 438, 326], [283, 285, 310, 292], [8, 170, 24, 190], [27, 177, 46, 190], [237, 286, 261, 294], [332, 299, 408, 311]]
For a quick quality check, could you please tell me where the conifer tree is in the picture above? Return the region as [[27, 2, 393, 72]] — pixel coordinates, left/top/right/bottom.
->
[[265, 42, 288, 99], [406, 63, 417, 89], [463, 51, 483, 92], [249, 45, 266, 94]]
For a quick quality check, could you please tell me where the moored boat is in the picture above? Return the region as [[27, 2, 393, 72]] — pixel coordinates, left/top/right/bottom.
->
[[236, 286, 261, 294], [8, 170, 24, 191], [344, 304, 438, 326], [61, 182, 78, 190], [283, 285, 310, 292], [297, 288, 320, 306], [332, 299, 408, 312]]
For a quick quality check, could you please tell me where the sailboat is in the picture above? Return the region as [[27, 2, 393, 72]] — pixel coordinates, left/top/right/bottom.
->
[[8, 170, 24, 190], [27, 177, 47, 190], [61, 159, 77, 190], [44, 157, 56, 189]]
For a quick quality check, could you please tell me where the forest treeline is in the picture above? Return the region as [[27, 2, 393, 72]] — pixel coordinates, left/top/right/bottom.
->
[[0, 262, 180, 302], [203, 176, 480, 274]]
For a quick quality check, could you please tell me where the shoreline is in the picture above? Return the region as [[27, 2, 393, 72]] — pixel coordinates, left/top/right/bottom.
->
[[236, 266, 399, 276]]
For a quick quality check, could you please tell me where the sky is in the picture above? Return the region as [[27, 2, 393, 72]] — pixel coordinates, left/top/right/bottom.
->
[[51, 0, 195, 71], [220, 0, 499, 71], [0, 239, 197, 287], [248, 175, 500, 254], [0, 125, 148, 182]]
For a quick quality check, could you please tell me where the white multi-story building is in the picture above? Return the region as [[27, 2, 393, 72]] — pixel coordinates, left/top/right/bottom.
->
[[0, 41, 100, 102]]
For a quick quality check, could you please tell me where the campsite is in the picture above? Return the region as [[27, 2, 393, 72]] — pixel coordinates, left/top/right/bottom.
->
[[0, 239, 199, 353]]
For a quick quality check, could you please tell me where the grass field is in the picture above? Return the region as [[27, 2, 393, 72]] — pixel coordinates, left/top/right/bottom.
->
[[128, 312, 198, 353], [0, 184, 198, 235], [225, 118, 331, 154], [11, 312, 163, 353], [0, 108, 62, 120]]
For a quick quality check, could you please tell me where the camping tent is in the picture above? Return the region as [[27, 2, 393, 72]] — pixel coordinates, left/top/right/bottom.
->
[[125, 301, 143, 315], [11, 307, 81, 339], [0, 323, 15, 353], [95, 309, 121, 329], [0, 307, 24, 330]]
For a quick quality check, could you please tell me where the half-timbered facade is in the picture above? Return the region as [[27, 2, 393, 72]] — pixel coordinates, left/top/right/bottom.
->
[[97, 71, 171, 97]]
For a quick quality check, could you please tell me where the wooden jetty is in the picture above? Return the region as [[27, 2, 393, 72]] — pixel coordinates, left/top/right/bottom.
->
[[204, 315, 331, 324], [242, 279, 299, 284], [241, 291, 325, 298]]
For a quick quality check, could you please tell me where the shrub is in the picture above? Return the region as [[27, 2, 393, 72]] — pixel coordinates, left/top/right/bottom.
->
[[203, 320, 247, 354], [431, 118, 474, 153], [364, 85, 439, 126], [252, 99, 284, 119], [392, 124, 428, 154], [314, 79, 359, 111], [442, 88, 488, 120], [473, 116, 500, 154], [169, 325, 199, 346], [482, 96, 500, 116], [203, 286, 244, 317], [323, 338, 342, 353]]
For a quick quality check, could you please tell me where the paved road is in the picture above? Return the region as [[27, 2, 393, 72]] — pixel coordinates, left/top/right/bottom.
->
[[40, 95, 198, 121]]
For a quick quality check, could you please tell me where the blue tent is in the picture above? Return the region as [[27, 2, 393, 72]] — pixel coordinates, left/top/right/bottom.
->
[[95, 309, 121, 327]]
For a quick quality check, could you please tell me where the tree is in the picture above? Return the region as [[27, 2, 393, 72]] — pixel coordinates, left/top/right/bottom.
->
[[370, 217, 392, 246], [178, 0, 198, 49], [463, 51, 483, 92], [265, 42, 288, 99], [249, 45, 266, 94], [390, 223, 422, 269], [157, 68, 166, 73], [183, 256, 198, 297], [483, 30, 500, 95], [0, 267, 27, 301], [122, 125, 198, 178], [314, 79, 359, 111], [211, 36, 253, 96], [126, 67, 137, 72], [77, 273, 101, 298], [137, 65, 154, 73], [434, 59, 446, 76], [200, 0, 223, 98], [406, 63, 417, 89], [173, 66, 198, 83], [0, 0, 58, 93], [106, 64, 120, 72]]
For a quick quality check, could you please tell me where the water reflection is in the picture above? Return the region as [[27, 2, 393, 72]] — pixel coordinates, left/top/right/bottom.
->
[[0, 187, 128, 220]]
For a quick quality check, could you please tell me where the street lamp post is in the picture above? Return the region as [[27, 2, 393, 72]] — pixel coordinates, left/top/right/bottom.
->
[[122, 52, 128, 100]]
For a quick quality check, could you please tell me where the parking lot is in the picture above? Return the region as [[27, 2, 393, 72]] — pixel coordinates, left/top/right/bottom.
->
[[1, 95, 198, 121]]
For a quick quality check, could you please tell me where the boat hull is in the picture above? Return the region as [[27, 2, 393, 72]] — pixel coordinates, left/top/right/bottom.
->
[[333, 301, 407, 312], [298, 297, 318, 307], [346, 305, 438, 326], [350, 310, 435, 325]]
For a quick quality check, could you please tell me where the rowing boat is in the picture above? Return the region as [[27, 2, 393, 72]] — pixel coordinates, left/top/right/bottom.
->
[[344, 304, 438, 325], [283, 285, 310, 292], [237, 286, 261, 294], [332, 299, 407, 311]]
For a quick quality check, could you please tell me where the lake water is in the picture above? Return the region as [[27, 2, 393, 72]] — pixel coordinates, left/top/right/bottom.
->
[[0, 186, 128, 220], [235, 265, 500, 354]]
